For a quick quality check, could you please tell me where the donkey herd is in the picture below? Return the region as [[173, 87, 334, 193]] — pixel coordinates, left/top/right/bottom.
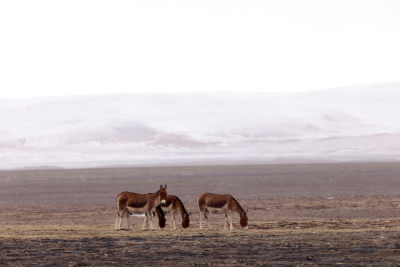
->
[[115, 185, 249, 231]]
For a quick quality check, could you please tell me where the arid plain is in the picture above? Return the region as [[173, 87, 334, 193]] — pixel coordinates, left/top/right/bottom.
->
[[1, 162, 400, 266]]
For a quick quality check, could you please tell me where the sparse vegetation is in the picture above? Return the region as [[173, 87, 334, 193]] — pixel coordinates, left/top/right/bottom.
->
[[1, 222, 400, 266], [1, 163, 400, 265]]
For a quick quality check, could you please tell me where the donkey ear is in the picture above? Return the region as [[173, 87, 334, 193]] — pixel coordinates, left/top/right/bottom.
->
[[160, 185, 163, 189], [164, 184, 167, 189]]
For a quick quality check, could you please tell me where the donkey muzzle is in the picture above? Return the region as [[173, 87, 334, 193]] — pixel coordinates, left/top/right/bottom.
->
[[161, 199, 166, 204]]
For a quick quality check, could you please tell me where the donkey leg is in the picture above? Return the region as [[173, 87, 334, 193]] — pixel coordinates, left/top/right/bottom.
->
[[116, 209, 125, 230], [224, 212, 228, 230], [170, 211, 174, 229], [120, 210, 129, 230], [125, 212, 131, 231], [119, 214, 124, 230], [115, 214, 121, 230], [171, 210, 177, 230], [227, 210, 233, 230], [121, 212, 126, 230], [148, 211, 155, 230], [204, 209, 210, 228], [142, 214, 148, 230], [199, 210, 203, 229]]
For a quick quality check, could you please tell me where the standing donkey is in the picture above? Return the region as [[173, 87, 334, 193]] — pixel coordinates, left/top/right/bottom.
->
[[115, 185, 167, 230], [197, 193, 248, 230], [159, 195, 191, 229]]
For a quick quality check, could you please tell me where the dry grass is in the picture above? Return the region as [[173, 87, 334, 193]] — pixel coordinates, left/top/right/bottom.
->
[[1, 219, 400, 240], [2, 221, 400, 266]]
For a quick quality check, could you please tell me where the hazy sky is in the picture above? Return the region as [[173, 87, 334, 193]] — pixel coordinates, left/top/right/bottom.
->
[[1, 0, 400, 98]]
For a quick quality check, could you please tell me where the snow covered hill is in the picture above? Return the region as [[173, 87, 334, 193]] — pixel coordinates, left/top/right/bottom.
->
[[1, 83, 400, 169]]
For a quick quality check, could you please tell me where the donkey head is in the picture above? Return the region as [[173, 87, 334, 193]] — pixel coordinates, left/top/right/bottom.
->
[[240, 209, 248, 230], [182, 212, 191, 228], [155, 206, 166, 229], [159, 185, 167, 204]]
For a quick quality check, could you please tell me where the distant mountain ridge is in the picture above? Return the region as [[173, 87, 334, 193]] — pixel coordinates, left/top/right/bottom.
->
[[1, 82, 400, 169]]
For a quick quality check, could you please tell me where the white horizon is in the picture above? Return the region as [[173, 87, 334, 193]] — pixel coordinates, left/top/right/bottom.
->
[[1, 82, 400, 170]]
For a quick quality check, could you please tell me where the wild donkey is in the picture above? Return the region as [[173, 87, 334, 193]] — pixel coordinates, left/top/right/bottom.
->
[[159, 195, 191, 229], [197, 193, 248, 230], [115, 185, 167, 230]]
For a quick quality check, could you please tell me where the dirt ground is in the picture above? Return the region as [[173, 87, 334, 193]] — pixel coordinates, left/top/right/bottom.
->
[[1, 162, 400, 265]]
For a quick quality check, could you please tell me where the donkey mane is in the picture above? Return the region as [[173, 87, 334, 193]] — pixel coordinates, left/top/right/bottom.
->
[[175, 196, 189, 216], [230, 195, 245, 213], [145, 189, 162, 195]]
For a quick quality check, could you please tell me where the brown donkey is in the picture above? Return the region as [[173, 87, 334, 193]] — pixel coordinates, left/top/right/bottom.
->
[[159, 195, 191, 229], [197, 193, 248, 230], [115, 185, 167, 230]]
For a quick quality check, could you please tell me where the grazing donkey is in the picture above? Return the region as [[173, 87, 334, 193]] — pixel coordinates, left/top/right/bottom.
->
[[197, 193, 248, 230], [159, 195, 191, 229], [115, 185, 167, 230]]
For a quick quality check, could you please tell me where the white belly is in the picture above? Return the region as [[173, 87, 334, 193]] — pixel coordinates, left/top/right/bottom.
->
[[208, 207, 226, 214], [130, 213, 145, 217], [127, 207, 147, 214]]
